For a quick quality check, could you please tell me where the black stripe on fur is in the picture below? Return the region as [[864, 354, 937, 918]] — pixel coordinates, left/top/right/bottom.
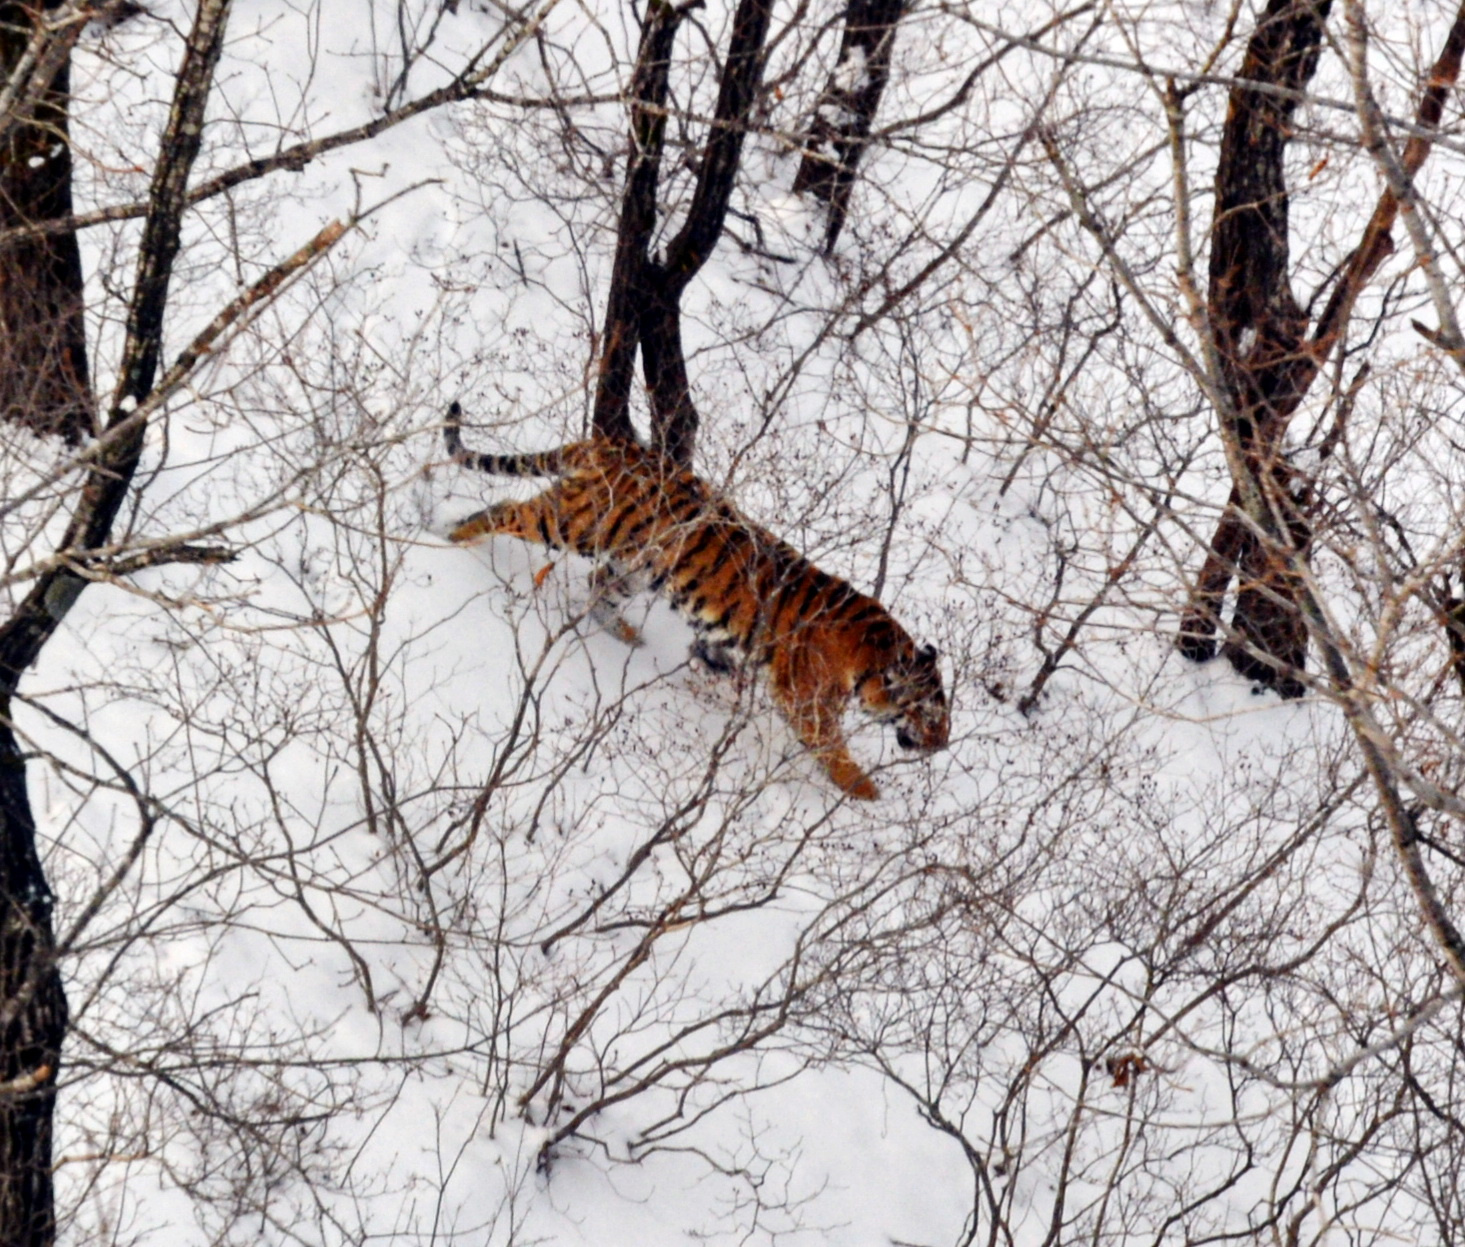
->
[[443, 402, 563, 477]]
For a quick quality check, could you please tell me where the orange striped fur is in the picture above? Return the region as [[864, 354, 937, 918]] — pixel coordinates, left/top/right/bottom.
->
[[445, 405, 948, 798]]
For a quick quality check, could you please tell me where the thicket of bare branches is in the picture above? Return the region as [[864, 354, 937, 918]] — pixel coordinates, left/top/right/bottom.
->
[[1, 1, 1464, 1245]]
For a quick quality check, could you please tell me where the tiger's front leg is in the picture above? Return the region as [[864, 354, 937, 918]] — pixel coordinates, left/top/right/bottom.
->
[[810, 725, 880, 800], [448, 495, 561, 547], [770, 660, 879, 800]]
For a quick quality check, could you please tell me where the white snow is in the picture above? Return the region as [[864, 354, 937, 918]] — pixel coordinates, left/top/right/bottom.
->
[[3, 1, 1459, 1245]]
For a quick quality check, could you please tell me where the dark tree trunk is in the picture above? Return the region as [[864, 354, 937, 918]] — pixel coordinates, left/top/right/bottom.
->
[[592, 0, 774, 464], [1176, 483, 1244, 663], [589, 0, 684, 448], [0, 5, 233, 1240], [792, 0, 905, 254], [1177, 0, 1331, 693], [1219, 514, 1310, 700], [0, 1, 92, 443], [1178, 0, 1465, 694], [0, 712, 65, 1247], [0, 7, 83, 1239]]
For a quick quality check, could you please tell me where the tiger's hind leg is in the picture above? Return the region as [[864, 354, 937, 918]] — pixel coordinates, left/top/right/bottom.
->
[[769, 658, 879, 800], [450, 491, 570, 614], [448, 492, 563, 547], [450, 496, 642, 644], [588, 563, 643, 647]]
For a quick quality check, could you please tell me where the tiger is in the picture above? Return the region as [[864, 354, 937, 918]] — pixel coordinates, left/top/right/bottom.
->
[[443, 403, 949, 799]]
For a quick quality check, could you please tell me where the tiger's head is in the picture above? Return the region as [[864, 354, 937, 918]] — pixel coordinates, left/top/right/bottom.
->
[[861, 642, 950, 754]]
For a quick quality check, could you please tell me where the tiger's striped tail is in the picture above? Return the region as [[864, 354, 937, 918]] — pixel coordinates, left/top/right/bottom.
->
[[444, 401, 568, 477]]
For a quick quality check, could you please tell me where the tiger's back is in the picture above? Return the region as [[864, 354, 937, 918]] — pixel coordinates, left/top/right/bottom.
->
[[446, 412, 949, 798]]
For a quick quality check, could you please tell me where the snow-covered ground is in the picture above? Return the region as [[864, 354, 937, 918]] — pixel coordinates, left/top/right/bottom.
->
[[6, 1, 1463, 1243]]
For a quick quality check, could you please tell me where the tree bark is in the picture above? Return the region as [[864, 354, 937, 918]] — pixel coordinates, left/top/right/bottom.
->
[[792, 0, 904, 254], [0, 1, 91, 443], [0, 716, 64, 1247], [589, 0, 684, 448]]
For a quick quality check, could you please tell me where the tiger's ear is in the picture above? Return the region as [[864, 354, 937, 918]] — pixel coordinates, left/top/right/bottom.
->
[[917, 643, 938, 664]]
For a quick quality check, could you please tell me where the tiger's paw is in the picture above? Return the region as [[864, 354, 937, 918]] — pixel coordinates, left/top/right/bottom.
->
[[822, 753, 880, 800], [608, 617, 644, 647], [588, 600, 643, 646], [691, 637, 738, 674]]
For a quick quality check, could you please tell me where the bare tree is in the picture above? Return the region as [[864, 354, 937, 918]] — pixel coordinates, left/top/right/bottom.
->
[[1176, 0, 1465, 701], [792, 0, 905, 253], [591, 0, 774, 463], [1, 5, 237, 1238], [0, 4, 560, 1240]]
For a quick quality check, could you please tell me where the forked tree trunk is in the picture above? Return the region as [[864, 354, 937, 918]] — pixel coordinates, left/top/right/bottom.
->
[[1176, 0, 1329, 695], [592, 0, 774, 464], [1178, 0, 1465, 694]]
